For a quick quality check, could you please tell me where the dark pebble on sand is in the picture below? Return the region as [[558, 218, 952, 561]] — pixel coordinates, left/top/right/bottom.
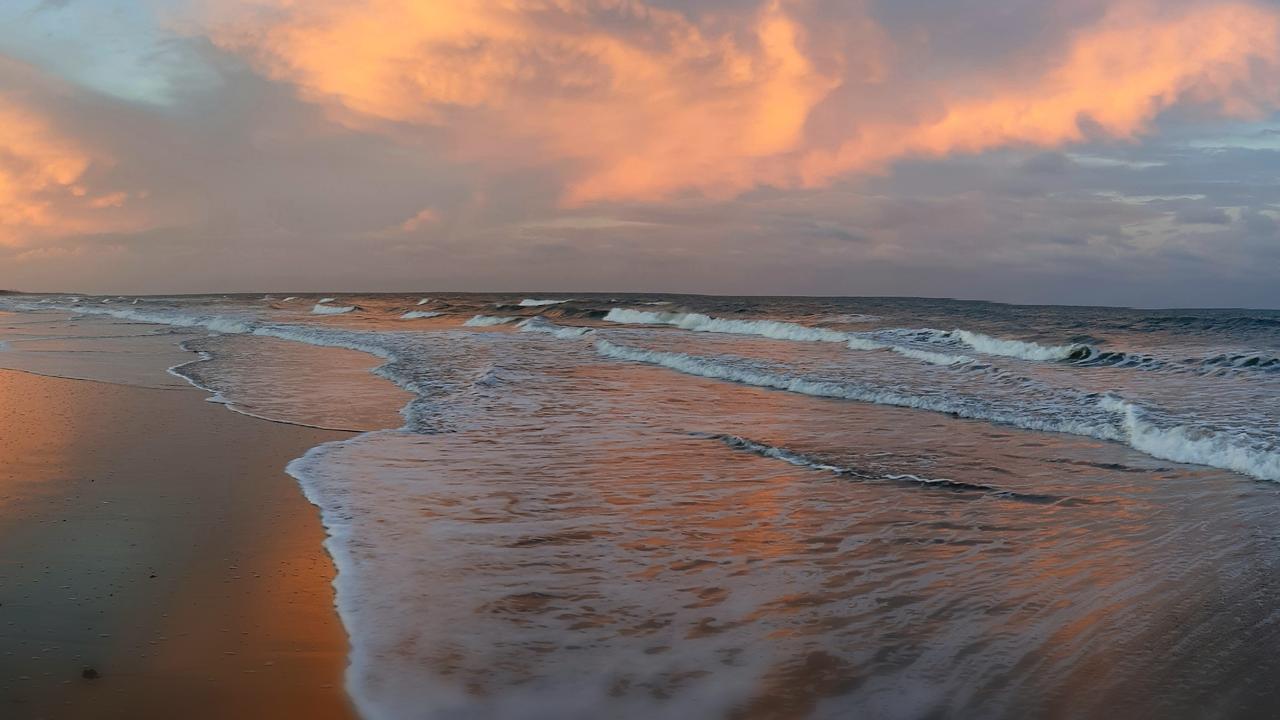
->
[[81, 667, 100, 680]]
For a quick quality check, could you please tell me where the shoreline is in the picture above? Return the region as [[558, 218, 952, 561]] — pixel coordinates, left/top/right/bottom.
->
[[0, 369, 357, 719]]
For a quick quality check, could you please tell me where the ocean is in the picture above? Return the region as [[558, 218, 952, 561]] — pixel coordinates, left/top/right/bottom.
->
[[2, 292, 1279, 719]]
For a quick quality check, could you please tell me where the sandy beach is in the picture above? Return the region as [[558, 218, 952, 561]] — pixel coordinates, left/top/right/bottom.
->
[[0, 369, 355, 719]]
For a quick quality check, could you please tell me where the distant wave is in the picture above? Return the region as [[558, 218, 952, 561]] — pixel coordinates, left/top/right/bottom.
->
[[517, 317, 592, 339], [281, 296, 299, 302], [400, 311, 441, 320], [313, 303, 356, 315], [463, 315, 517, 327], [818, 313, 880, 324], [1199, 352, 1280, 371], [518, 298, 570, 307], [1123, 315, 1280, 333], [318, 297, 336, 304], [706, 434, 1069, 504], [67, 305, 257, 335], [604, 308, 851, 343], [596, 340, 1280, 482], [605, 307, 973, 367], [939, 329, 1279, 375], [416, 297, 432, 305]]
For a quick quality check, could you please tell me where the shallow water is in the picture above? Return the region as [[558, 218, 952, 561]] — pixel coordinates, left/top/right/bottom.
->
[[2, 293, 1279, 718]]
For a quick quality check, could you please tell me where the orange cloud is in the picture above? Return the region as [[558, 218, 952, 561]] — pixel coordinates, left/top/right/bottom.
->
[[800, 1, 1280, 185], [0, 97, 93, 246], [0, 81, 141, 249], [200, 0, 1280, 205], [397, 207, 438, 233], [200, 0, 856, 204]]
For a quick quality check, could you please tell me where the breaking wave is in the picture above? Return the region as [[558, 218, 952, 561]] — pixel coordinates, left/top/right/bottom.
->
[[463, 315, 517, 327], [604, 308, 851, 343], [891, 346, 974, 366], [518, 298, 570, 307], [596, 340, 1280, 482], [400, 311, 442, 320], [947, 329, 1089, 361], [313, 303, 357, 315], [1101, 397, 1280, 482], [517, 317, 592, 339]]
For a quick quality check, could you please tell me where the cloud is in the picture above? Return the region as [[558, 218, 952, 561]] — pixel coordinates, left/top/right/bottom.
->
[[799, 1, 1280, 184], [0, 59, 140, 247], [195, 0, 1280, 206], [3, 0, 1280, 306], [197, 0, 854, 206], [1174, 205, 1231, 225]]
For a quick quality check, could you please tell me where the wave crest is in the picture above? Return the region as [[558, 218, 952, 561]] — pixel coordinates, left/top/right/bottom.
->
[[517, 317, 592, 339], [463, 315, 517, 327], [948, 329, 1089, 361], [604, 308, 851, 343], [313, 303, 356, 315]]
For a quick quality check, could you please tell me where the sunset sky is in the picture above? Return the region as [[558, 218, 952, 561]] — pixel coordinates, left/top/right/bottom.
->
[[2, 0, 1279, 306]]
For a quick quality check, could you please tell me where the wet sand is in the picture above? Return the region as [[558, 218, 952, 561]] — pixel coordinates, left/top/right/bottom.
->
[[0, 369, 355, 719]]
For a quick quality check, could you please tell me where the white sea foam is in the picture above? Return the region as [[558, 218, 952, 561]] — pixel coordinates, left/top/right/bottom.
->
[[318, 297, 336, 304], [604, 308, 851, 343], [847, 337, 888, 351], [517, 317, 592, 339], [416, 297, 432, 305], [68, 305, 257, 335], [313, 303, 356, 315], [949, 329, 1086, 362], [891, 346, 974, 366], [281, 296, 299, 302], [605, 308, 978, 368], [518, 298, 570, 307], [1101, 397, 1280, 482], [400, 311, 442, 320], [845, 337, 970, 365], [463, 315, 517, 327]]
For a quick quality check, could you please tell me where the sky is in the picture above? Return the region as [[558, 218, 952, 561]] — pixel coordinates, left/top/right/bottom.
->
[[1, 0, 1279, 307]]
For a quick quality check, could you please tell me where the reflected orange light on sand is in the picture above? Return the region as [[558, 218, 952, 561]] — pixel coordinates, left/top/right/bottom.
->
[[202, 0, 1280, 206], [0, 367, 78, 499]]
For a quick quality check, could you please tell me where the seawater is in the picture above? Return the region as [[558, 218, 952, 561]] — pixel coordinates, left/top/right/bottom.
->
[[2, 293, 1280, 719]]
